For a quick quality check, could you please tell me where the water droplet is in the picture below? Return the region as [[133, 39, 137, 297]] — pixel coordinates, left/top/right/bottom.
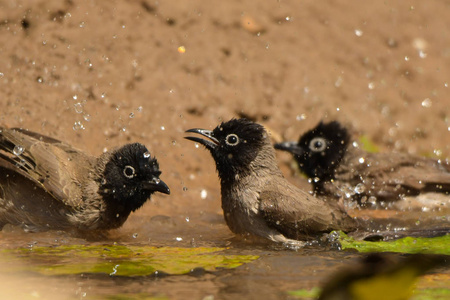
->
[[285, 16, 291, 21], [368, 82, 375, 89], [200, 189, 207, 199], [13, 145, 24, 156], [195, 143, 199, 148], [129, 112, 135, 118], [161, 126, 165, 131], [421, 98, 432, 108], [182, 187, 188, 191], [404, 56, 410, 61], [352, 141, 359, 148], [358, 157, 365, 164], [83, 113, 91, 121], [354, 183, 366, 194], [185, 217, 190, 222], [143, 151, 151, 158], [296, 114, 306, 121], [132, 233, 138, 238], [73, 121, 85, 130], [172, 140, 177, 145], [73, 95, 78, 100], [175, 237, 183, 241], [74, 102, 83, 113], [368, 196, 377, 205], [137, 106, 143, 112], [419, 50, 427, 58], [36, 76, 43, 83], [109, 264, 119, 276], [15, 158, 26, 168], [354, 29, 363, 37]]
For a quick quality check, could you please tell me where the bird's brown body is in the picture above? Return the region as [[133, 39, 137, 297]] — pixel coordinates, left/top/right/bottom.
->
[[275, 121, 450, 206], [185, 119, 356, 245], [0, 127, 170, 232], [328, 146, 450, 202]]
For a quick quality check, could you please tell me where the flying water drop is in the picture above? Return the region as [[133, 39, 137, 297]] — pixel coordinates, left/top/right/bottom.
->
[[13, 145, 24, 156]]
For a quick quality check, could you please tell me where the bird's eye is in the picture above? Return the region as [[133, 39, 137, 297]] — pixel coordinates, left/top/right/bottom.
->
[[123, 165, 136, 178], [309, 137, 327, 152], [225, 134, 239, 146]]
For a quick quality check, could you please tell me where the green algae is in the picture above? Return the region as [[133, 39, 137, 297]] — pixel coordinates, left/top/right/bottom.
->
[[337, 232, 450, 255], [0, 245, 259, 276]]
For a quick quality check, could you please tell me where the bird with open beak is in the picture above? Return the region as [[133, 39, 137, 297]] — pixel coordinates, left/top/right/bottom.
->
[[185, 118, 356, 246]]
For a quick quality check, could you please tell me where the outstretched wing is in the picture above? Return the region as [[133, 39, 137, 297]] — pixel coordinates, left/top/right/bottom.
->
[[0, 128, 95, 207], [258, 177, 356, 240]]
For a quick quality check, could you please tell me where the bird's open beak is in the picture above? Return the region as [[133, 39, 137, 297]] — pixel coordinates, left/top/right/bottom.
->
[[184, 128, 219, 150], [274, 141, 304, 156], [143, 177, 170, 195]]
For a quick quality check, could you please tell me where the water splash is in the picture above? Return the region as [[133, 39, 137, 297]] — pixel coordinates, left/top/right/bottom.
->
[[13, 145, 24, 156]]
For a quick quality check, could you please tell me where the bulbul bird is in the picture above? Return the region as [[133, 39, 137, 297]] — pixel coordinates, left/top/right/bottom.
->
[[185, 118, 357, 245], [318, 253, 449, 300], [274, 121, 450, 206], [0, 127, 170, 233]]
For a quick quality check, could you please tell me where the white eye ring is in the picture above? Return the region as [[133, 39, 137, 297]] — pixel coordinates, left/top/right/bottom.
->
[[225, 134, 239, 146], [123, 165, 136, 178], [309, 137, 327, 152]]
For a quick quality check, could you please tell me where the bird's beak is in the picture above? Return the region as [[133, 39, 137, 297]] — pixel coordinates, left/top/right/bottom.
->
[[184, 128, 219, 150], [274, 141, 304, 156], [143, 177, 170, 195]]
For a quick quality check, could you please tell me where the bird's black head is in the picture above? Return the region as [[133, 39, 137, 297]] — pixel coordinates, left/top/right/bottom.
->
[[99, 143, 170, 212], [275, 121, 350, 180], [185, 118, 268, 181]]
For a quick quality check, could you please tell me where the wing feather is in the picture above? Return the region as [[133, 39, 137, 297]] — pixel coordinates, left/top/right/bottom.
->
[[0, 128, 95, 207], [258, 177, 356, 240]]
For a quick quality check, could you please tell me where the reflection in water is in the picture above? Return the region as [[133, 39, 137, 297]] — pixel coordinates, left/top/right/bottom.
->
[[0, 208, 448, 300]]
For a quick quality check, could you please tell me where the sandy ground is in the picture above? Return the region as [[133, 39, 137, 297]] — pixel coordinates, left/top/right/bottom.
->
[[1, 0, 449, 238]]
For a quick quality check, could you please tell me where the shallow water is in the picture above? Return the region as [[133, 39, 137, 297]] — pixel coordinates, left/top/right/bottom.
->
[[0, 208, 448, 300]]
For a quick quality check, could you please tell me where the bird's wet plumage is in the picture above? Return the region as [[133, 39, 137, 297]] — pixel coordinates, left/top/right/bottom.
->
[[185, 118, 356, 245], [275, 121, 450, 206], [0, 127, 170, 232]]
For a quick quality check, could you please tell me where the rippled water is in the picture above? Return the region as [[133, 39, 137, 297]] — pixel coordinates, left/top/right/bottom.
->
[[0, 206, 448, 300]]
